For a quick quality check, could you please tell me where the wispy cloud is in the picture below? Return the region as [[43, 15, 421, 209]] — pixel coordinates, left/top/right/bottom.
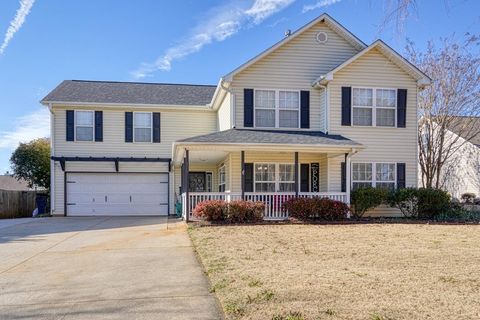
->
[[302, 0, 341, 13], [0, 108, 50, 150], [0, 0, 35, 55], [131, 0, 295, 79]]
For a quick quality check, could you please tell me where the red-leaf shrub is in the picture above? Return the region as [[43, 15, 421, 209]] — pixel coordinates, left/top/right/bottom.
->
[[192, 200, 264, 223], [227, 200, 264, 223], [283, 197, 349, 221], [192, 200, 228, 221]]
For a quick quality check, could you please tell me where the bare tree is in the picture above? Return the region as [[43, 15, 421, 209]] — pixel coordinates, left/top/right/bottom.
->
[[379, 0, 418, 35], [406, 34, 480, 188]]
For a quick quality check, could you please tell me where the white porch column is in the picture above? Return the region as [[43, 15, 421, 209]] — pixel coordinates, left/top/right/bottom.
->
[[345, 153, 351, 206]]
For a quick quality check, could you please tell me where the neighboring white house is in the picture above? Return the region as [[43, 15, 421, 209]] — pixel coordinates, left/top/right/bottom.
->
[[423, 116, 480, 199], [41, 13, 430, 219]]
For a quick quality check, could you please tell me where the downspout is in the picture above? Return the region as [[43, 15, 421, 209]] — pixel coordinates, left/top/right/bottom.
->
[[220, 80, 235, 128], [316, 84, 328, 134], [48, 103, 55, 214]]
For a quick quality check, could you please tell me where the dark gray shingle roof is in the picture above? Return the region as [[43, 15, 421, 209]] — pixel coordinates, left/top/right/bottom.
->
[[178, 129, 361, 146], [41, 80, 217, 106], [444, 116, 480, 147]]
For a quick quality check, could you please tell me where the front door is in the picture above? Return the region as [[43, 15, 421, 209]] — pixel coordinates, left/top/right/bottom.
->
[[189, 172, 206, 192]]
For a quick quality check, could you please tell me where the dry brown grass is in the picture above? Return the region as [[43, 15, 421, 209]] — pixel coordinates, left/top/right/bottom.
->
[[188, 224, 480, 320]]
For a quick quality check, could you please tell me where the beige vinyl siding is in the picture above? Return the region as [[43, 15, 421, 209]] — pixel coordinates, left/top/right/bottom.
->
[[52, 105, 217, 216], [52, 106, 217, 157], [328, 47, 419, 216], [231, 21, 359, 130], [217, 93, 232, 131]]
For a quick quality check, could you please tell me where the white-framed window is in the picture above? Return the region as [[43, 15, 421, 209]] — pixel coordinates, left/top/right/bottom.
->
[[375, 163, 396, 190], [133, 112, 152, 142], [75, 110, 94, 141], [254, 163, 295, 192], [254, 89, 300, 128], [352, 88, 396, 127], [352, 162, 396, 190], [218, 165, 226, 192], [352, 163, 373, 189]]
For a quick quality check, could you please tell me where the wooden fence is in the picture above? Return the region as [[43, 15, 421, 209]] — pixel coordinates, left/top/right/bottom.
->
[[0, 190, 37, 219]]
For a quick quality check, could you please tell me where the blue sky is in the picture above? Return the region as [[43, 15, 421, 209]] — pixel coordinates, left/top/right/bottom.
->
[[0, 0, 478, 172]]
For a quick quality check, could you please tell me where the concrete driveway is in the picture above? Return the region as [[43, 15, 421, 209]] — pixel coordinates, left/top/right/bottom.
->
[[0, 217, 223, 320]]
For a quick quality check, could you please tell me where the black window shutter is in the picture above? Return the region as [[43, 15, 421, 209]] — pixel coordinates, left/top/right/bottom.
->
[[300, 91, 310, 128], [153, 112, 161, 143], [94, 111, 103, 142], [66, 110, 74, 141], [341, 162, 346, 192], [244, 89, 254, 127], [397, 163, 406, 188], [125, 112, 133, 143], [244, 163, 254, 192], [397, 89, 407, 128], [300, 164, 309, 192], [341, 87, 351, 126]]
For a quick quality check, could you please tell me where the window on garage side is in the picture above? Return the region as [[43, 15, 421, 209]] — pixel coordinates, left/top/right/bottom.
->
[[75, 110, 94, 141], [134, 112, 152, 142]]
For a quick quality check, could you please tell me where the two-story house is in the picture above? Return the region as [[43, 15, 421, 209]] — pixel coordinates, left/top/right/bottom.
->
[[41, 14, 430, 219]]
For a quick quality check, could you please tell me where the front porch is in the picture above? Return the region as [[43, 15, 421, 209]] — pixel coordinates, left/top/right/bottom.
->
[[172, 129, 363, 221]]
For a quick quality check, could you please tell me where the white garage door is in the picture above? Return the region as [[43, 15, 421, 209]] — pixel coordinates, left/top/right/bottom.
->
[[66, 173, 169, 216]]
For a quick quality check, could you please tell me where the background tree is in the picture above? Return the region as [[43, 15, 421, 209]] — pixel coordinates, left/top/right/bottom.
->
[[406, 34, 480, 188], [10, 138, 50, 190]]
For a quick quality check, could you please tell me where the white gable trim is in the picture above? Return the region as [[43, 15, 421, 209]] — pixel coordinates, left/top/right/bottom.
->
[[312, 40, 431, 88], [222, 13, 367, 83]]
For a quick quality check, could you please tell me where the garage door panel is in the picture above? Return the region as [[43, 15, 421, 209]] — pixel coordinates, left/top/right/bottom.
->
[[67, 173, 169, 216]]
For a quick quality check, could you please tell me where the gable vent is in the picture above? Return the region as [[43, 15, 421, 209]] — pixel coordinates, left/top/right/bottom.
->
[[316, 31, 328, 44]]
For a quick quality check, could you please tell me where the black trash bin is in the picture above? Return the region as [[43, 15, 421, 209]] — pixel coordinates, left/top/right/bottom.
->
[[36, 195, 48, 215]]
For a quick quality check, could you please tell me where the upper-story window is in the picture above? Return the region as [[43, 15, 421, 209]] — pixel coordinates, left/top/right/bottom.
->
[[254, 89, 300, 128], [75, 111, 94, 141], [133, 112, 152, 142], [352, 88, 396, 127]]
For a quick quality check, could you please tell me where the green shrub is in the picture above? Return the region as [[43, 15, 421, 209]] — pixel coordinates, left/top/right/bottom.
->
[[350, 187, 389, 219], [416, 188, 451, 219], [283, 197, 349, 221], [388, 187, 419, 218]]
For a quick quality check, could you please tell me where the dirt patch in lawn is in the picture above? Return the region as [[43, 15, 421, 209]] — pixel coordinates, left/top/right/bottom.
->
[[189, 224, 480, 320]]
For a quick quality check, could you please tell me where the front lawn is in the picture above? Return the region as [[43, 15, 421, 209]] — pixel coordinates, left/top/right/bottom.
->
[[189, 224, 480, 320]]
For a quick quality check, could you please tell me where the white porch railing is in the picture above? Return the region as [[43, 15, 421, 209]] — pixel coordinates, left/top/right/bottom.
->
[[182, 191, 348, 221]]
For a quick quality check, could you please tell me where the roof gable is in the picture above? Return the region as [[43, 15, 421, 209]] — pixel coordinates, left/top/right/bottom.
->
[[222, 13, 367, 82], [313, 40, 431, 87]]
